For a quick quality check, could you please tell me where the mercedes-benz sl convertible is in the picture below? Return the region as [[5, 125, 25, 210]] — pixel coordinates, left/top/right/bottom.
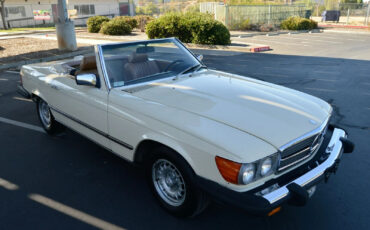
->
[[17, 38, 354, 217]]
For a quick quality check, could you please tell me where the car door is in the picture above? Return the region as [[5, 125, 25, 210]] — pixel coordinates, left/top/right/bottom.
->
[[47, 58, 110, 150]]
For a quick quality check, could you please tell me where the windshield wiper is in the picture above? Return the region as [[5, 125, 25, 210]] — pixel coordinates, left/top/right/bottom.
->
[[175, 64, 207, 79]]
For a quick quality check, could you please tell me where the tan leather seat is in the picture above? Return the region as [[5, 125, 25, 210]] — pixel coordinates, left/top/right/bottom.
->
[[77, 55, 98, 75], [124, 53, 160, 81]]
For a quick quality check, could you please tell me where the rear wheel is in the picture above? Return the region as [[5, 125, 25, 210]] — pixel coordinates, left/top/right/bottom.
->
[[36, 98, 64, 135], [146, 147, 209, 217]]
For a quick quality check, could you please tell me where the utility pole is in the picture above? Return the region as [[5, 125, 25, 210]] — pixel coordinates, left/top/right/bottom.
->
[[0, 0, 7, 30], [56, 0, 77, 51], [365, 3, 370, 26]]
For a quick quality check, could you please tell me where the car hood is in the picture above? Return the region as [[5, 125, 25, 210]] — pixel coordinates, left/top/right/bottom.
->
[[130, 70, 331, 149]]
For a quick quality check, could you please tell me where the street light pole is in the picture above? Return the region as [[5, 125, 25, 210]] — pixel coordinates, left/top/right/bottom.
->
[[56, 0, 77, 51]]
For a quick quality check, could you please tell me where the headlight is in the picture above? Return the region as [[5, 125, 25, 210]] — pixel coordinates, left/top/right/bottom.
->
[[260, 157, 273, 176], [240, 163, 256, 184], [215, 154, 278, 185]]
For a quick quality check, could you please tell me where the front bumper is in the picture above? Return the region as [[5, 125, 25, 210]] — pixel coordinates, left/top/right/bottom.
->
[[196, 126, 354, 215]]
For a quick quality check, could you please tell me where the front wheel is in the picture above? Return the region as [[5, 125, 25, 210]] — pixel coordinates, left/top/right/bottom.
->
[[36, 98, 64, 135], [146, 147, 209, 217]]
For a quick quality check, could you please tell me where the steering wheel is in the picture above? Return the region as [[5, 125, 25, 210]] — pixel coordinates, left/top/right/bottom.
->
[[164, 59, 185, 72]]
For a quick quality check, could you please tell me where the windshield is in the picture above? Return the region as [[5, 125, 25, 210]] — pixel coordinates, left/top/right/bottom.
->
[[100, 38, 200, 88]]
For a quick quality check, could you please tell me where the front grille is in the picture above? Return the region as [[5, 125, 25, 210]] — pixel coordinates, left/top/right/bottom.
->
[[278, 133, 323, 172], [281, 135, 318, 158]]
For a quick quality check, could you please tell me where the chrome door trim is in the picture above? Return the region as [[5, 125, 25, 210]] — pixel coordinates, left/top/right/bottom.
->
[[50, 106, 133, 150], [97, 45, 112, 91]]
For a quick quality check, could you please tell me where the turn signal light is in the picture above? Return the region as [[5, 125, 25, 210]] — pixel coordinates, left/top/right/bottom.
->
[[215, 156, 241, 184], [268, 206, 281, 216]]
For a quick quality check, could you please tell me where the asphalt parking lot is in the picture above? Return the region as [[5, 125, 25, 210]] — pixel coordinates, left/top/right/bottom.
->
[[0, 32, 369, 229]]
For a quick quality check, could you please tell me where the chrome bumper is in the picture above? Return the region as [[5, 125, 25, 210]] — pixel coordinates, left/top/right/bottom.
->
[[263, 128, 346, 205]]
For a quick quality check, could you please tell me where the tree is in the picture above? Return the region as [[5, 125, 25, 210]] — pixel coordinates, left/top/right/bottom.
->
[[0, 0, 7, 30]]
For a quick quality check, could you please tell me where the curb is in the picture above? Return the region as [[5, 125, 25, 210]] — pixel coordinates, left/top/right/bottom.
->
[[184, 43, 251, 53], [322, 29, 370, 35], [319, 24, 369, 29], [0, 30, 55, 37], [250, 46, 271, 52], [0, 28, 85, 37], [235, 29, 322, 38], [0, 47, 93, 71]]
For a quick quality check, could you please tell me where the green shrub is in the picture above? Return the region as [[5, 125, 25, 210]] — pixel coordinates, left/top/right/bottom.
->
[[146, 12, 230, 45], [259, 23, 275, 32], [113, 16, 138, 30], [146, 12, 193, 43], [134, 15, 154, 32], [281, 16, 318, 30], [99, 18, 132, 35], [230, 19, 251, 31], [190, 18, 231, 45], [87, 16, 110, 33], [135, 2, 160, 15]]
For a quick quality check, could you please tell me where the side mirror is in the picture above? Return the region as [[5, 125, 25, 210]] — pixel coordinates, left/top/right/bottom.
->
[[196, 54, 203, 62], [76, 74, 97, 87]]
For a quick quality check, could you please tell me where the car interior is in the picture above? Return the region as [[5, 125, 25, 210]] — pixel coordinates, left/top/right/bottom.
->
[[65, 45, 190, 88]]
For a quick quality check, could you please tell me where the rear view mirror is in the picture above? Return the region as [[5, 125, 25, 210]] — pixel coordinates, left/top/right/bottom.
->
[[76, 74, 97, 87], [196, 54, 203, 61], [137, 46, 155, 53]]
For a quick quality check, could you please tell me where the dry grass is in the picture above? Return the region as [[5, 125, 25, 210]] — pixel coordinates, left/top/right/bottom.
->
[[0, 38, 91, 64]]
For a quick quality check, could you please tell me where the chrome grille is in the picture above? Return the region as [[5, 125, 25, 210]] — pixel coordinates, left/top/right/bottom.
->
[[280, 135, 318, 159], [278, 131, 326, 172]]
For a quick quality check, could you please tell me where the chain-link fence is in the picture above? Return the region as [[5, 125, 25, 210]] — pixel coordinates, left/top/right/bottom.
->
[[1, 1, 369, 29], [311, 3, 369, 26], [201, 2, 369, 28], [135, 1, 198, 15], [1, 1, 199, 29], [207, 4, 309, 29], [1, 3, 124, 29]]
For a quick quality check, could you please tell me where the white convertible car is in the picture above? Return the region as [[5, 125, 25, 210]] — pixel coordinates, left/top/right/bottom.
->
[[18, 38, 354, 217]]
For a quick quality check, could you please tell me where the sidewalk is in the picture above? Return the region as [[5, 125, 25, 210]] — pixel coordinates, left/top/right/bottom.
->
[[0, 30, 270, 70], [0, 28, 85, 37], [28, 31, 262, 52]]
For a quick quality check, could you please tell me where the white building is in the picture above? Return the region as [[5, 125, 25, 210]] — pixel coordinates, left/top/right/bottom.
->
[[0, 0, 134, 29]]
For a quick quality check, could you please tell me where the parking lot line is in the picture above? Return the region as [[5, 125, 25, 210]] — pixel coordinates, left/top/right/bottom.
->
[[304, 87, 336, 92], [252, 72, 291, 78], [0, 178, 19, 190], [12, 96, 32, 102], [239, 38, 310, 46], [5, 71, 19, 74], [315, 78, 338, 82], [0, 116, 45, 133], [313, 70, 340, 74], [303, 33, 366, 42], [279, 35, 343, 44], [0, 78, 9, 81], [29, 194, 126, 230]]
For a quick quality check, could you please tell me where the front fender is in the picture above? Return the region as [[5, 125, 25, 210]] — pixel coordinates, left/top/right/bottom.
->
[[139, 132, 197, 174]]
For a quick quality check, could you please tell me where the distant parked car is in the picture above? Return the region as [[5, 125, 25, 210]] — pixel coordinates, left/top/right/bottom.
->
[[17, 38, 354, 217]]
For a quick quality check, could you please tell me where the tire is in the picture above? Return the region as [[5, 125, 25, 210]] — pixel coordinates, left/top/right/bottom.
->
[[36, 98, 64, 135], [146, 146, 209, 217]]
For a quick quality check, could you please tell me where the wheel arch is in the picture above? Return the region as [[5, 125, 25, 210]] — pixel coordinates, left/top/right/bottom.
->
[[133, 136, 197, 175], [31, 90, 46, 103]]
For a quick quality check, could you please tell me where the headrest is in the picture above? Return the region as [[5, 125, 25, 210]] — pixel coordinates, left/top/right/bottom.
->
[[128, 53, 148, 63], [80, 55, 97, 71]]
